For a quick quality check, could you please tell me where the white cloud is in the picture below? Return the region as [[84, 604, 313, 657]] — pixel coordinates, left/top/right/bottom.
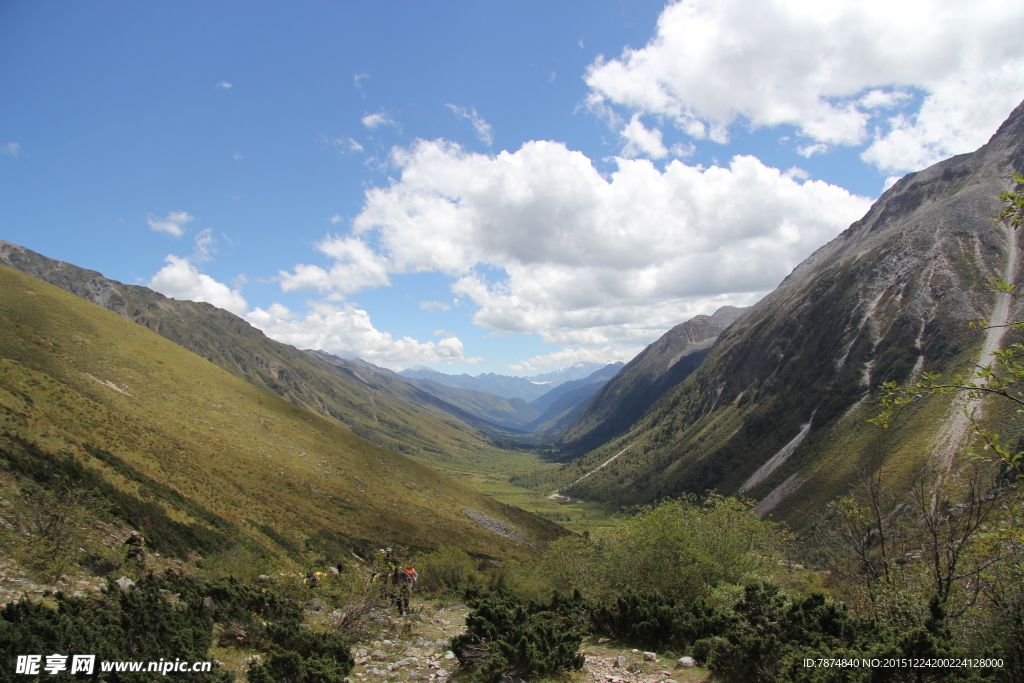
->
[[215, 81, 232, 89], [318, 134, 365, 154], [446, 104, 494, 146], [620, 115, 668, 159], [797, 143, 828, 158], [784, 167, 810, 181], [279, 236, 391, 294], [282, 138, 872, 347], [509, 346, 644, 374], [146, 211, 194, 238], [2, 142, 19, 158], [246, 302, 478, 369], [361, 110, 397, 130], [192, 228, 216, 263], [149, 255, 248, 316], [859, 89, 912, 110], [585, 0, 1024, 173], [420, 301, 451, 311], [330, 214, 343, 224], [354, 73, 369, 88]]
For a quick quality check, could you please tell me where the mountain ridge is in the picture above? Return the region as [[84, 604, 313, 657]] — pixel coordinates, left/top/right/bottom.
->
[[552, 98, 1024, 525]]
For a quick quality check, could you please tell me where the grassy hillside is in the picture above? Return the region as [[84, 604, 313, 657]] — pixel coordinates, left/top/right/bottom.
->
[[0, 240, 530, 470], [0, 265, 567, 565]]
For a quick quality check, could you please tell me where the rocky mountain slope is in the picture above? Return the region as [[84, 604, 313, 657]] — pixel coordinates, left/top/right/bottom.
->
[[0, 265, 566, 563], [552, 306, 747, 458], [554, 99, 1024, 526]]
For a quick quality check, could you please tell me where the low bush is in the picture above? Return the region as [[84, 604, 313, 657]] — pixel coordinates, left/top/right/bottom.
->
[[413, 546, 480, 595], [452, 589, 587, 682]]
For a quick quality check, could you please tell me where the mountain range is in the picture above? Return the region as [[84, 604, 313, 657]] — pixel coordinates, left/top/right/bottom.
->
[[548, 98, 1024, 528], [5, 97, 1023, 555]]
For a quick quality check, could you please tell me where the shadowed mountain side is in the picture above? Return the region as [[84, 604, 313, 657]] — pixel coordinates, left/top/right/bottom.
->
[[403, 379, 539, 430], [305, 351, 531, 436], [529, 363, 623, 415], [397, 364, 611, 403], [0, 241, 510, 465], [0, 266, 567, 562], [550, 306, 747, 459], [553, 98, 1024, 528]]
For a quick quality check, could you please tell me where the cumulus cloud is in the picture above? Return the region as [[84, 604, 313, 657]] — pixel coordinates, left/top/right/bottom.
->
[[361, 110, 397, 130], [620, 115, 668, 159], [146, 211, 194, 238], [509, 346, 645, 374], [279, 236, 390, 294], [281, 138, 872, 347], [446, 104, 494, 146], [149, 255, 248, 315], [246, 302, 478, 369], [585, 0, 1024, 173]]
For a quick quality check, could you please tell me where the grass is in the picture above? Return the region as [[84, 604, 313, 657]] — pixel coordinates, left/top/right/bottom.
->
[[0, 265, 568, 568]]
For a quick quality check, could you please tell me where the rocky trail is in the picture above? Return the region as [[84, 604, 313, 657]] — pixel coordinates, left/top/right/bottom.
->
[[330, 600, 710, 683]]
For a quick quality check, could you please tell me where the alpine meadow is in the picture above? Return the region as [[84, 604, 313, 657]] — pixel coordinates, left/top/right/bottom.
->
[[4, 2, 1024, 682]]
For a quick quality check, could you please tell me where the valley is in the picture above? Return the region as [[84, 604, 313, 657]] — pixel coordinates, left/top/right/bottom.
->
[[3, 87, 1024, 683]]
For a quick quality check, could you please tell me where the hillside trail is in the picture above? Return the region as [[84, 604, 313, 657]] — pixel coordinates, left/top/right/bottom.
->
[[329, 599, 710, 683]]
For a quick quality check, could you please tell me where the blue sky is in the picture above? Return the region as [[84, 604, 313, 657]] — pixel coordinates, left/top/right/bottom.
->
[[2, 1, 1023, 374]]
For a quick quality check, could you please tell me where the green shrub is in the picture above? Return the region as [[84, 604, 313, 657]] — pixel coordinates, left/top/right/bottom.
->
[[0, 575, 231, 682], [452, 589, 587, 682], [591, 591, 733, 652], [413, 546, 479, 594]]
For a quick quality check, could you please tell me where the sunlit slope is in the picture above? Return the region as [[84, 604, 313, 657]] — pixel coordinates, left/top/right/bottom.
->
[[553, 99, 1024, 528], [0, 240, 518, 467], [0, 265, 565, 562]]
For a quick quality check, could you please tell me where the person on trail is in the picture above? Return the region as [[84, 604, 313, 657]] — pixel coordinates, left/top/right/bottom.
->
[[375, 548, 415, 615], [382, 547, 399, 572], [124, 531, 146, 562]]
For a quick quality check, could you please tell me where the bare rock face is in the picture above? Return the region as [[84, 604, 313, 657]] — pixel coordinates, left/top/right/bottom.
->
[[560, 98, 1024, 524]]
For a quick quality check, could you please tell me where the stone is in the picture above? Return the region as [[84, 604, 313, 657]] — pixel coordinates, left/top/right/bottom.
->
[[597, 637, 611, 644], [372, 650, 388, 661], [677, 657, 696, 668], [240, 655, 262, 667], [443, 651, 455, 660], [643, 652, 657, 661], [115, 577, 136, 592], [436, 670, 449, 679], [615, 656, 627, 668]]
